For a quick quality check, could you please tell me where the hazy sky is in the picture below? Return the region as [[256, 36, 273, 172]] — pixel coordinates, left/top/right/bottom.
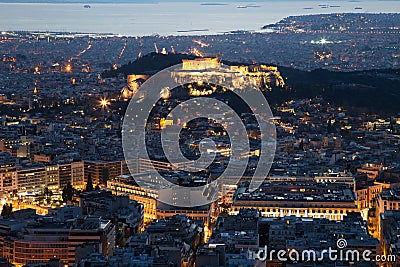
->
[[0, 0, 363, 2]]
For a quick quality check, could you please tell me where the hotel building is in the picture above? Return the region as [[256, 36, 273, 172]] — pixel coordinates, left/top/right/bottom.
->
[[1, 216, 115, 266], [231, 180, 358, 221]]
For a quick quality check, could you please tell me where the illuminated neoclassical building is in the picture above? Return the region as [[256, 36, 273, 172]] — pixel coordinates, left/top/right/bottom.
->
[[182, 58, 220, 70], [173, 57, 285, 95], [121, 57, 285, 100], [230, 180, 359, 221], [107, 172, 211, 225]]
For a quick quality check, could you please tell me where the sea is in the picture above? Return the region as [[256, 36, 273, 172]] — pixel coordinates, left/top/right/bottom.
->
[[0, 0, 399, 36]]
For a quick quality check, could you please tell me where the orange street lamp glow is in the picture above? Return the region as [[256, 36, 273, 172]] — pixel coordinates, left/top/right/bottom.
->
[[100, 98, 110, 108], [65, 64, 72, 72]]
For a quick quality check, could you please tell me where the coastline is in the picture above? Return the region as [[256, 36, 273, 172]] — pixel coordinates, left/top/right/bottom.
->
[[1, 1, 400, 36]]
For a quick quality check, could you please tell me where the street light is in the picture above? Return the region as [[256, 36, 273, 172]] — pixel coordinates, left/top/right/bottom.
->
[[99, 97, 110, 109], [65, 64, 72, 72]]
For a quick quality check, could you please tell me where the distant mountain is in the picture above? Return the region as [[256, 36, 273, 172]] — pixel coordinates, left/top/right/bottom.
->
[[105, 52, 400, 113]]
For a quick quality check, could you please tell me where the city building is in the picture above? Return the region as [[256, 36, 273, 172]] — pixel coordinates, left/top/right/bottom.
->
[[0, 215, 115, 266], [231, 181, 358, 220], [380, 210, 400, 266]]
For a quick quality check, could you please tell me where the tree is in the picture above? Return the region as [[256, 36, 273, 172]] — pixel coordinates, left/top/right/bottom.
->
[[1, 203, 13, 217], [85, 174, 94, 192], [390, 119, 395, 132], [43, 186, 50, 196], [62, 182, 74, 203], [327, 119, 334, 133], [299, 140, 304, 151], [43, 186, 53, 202]]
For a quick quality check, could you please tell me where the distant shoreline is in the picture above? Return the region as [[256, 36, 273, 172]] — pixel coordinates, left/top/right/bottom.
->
[[177, 29, 210, 33], [200, 3, 228, 6], [1, 2, 399, 37], [2, 12, 399, 38]]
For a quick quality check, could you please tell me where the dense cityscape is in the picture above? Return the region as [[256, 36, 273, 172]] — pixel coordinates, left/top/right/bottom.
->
[[0, 11, 400, 267]]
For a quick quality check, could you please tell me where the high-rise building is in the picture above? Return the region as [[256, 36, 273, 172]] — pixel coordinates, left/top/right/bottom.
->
[[45, 165, 59, 191], [84, 161, 122, 186], [0, 164, 17, 197], [17, 166, 46, 195], [2, 216, 115, 266], [58, 164, 72, 189], [71, 162, 85, 190]]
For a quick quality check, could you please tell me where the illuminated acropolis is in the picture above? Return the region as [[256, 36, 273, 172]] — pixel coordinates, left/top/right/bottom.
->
[[172, 57, 285, 95]]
